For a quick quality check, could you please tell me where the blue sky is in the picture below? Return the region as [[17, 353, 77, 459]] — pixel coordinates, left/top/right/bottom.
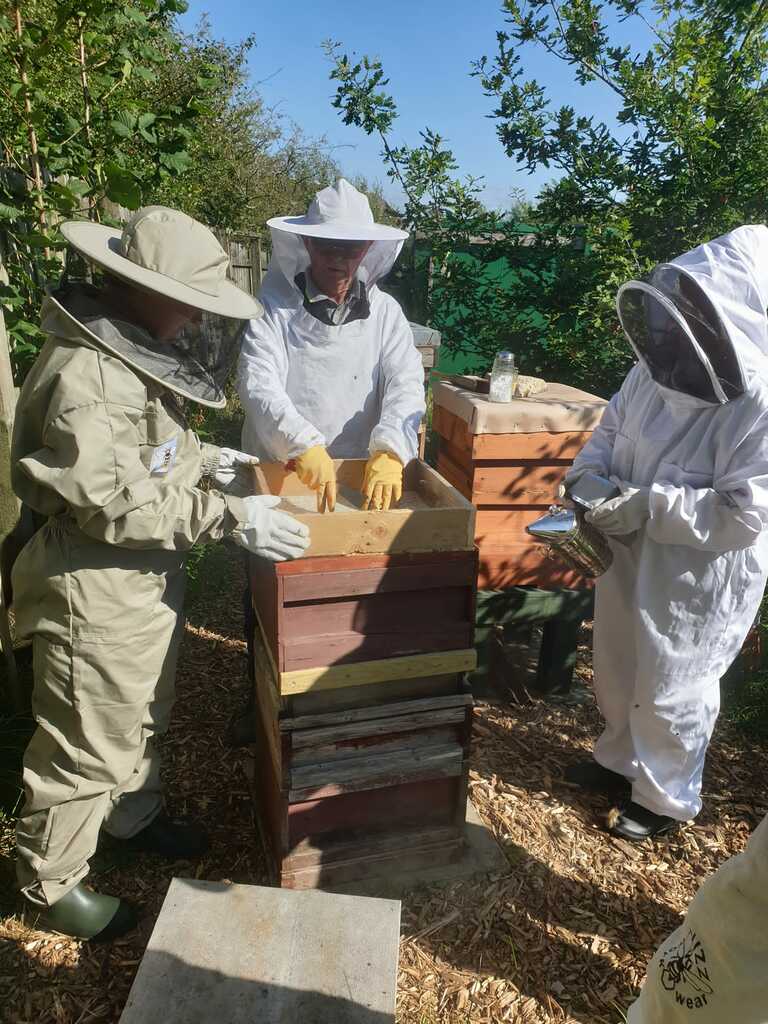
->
[[178, 1, 652, 211]]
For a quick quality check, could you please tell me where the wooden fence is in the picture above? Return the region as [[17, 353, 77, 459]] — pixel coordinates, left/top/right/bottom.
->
[[214, 231, 268, 297]]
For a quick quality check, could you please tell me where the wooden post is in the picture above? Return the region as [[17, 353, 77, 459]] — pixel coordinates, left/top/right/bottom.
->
[[256, 236, 265, 285], [0, 258, 21, 710], [251, 237, 260, 291]]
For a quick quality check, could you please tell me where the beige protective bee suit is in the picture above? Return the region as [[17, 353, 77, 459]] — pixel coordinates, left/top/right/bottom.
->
[[12, 284, 251, 907], [628, 813, 768, 1023]]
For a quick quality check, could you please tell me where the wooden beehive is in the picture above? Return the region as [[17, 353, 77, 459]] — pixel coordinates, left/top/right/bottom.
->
[[247, 459, 477, 888], [432, 383, 606, 590], [250, 661, 473, 889], [251, 459, 474, 559]]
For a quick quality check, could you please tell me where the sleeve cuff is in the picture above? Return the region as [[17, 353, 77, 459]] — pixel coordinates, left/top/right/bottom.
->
[[200, 443, 222, 478], [369, 431, 410, 465], [222, 494, 249, 534]]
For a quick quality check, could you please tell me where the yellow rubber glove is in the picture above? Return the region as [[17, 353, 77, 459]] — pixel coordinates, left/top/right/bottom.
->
[[294, 445, 336, 513], [362, 451, 403, 511]]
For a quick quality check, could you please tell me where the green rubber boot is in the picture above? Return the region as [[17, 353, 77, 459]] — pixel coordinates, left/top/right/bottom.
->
[[26, 884, 139, 942]]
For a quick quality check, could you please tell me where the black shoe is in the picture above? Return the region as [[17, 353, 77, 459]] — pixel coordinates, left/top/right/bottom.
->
[[562, 760, 631, 798], [119, 812, 209, 859], [25, 883, 139, 942], [607, 801, 679, 841]]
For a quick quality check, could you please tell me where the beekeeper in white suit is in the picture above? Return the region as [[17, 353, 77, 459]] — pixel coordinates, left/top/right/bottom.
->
[[563, 225, 768, 840], [237, 178, 425, 512]]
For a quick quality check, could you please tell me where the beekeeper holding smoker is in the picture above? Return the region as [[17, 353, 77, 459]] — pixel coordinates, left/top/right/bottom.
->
[[11, 206, 309, 941], [237, 178, 425, 512], [561, 226, 768, 840]]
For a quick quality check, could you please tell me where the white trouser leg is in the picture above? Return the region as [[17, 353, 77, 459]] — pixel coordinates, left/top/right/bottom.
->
[[591, 542, 639, 778], [629, 670, 720, 820]]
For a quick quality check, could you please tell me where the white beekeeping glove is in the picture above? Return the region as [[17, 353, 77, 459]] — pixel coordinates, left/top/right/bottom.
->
[[213, 448, 260, 491], [231, 495, 310, 561]]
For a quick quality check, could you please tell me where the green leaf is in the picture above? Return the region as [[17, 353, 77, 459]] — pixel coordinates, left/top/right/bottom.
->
[[123, 7, 148, 24], [159, 150, 193, 174], [26, 232, 64, 250], [66, 178, 90, 196], [0, 203, 23, 221], [109, 108, 137, 140], [104, 162, 141, 208], [110, 120, 133, 139], [10, 319, 40, 336]]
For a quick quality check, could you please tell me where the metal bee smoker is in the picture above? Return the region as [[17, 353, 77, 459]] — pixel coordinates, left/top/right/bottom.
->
[[526, 473, 619, 578]]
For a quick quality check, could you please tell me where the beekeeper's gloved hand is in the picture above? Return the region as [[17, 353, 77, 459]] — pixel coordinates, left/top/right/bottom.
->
[[294, 445, 336, 513], [362, 451, 403, 511], [585, 480, 650, 536], [213, 448, 259, 492], [232, 495, 310, 561]]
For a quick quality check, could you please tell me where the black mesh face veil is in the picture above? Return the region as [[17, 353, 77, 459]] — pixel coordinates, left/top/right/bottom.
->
[[616, 274, 744, 404], [173, 313, 247, 405], [54, 284, 247, 408], [649, 264, 746, 400]]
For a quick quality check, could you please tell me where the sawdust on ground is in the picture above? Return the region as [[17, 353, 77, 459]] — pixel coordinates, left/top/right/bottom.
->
[[1, 549, 765, 1024]]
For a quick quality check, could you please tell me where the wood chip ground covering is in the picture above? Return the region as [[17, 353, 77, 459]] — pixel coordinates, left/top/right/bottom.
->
[[2, 548, 766, 1023]]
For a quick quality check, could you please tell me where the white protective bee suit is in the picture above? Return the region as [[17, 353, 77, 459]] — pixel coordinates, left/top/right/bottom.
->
[[236, 180, 425, 465], [568, 226, 768, 821]]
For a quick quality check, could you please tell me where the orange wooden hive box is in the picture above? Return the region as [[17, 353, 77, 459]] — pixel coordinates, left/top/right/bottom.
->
[[432, 379, 607, 590]]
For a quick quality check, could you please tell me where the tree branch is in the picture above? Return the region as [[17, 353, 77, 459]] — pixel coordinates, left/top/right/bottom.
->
[[739, 0, 768, 53], [12, 4, 46, 228], [545, 0, 630, 102], [76, 16, 99, 219]]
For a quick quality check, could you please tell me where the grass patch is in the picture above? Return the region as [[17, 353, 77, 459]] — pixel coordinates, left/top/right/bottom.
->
[[723, 671, 768, 740], [185, 540, 240, 622]]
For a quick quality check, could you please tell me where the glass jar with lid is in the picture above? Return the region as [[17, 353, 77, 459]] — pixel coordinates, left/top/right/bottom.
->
[[488, 350, 519, 403]]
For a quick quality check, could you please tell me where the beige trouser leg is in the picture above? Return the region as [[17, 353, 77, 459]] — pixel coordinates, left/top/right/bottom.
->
[[16, 569, 184, 907], [102, 595, 186, 839]]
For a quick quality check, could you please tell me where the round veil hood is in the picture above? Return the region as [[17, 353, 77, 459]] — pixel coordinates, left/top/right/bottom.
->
[[617, 225, 768, 405]]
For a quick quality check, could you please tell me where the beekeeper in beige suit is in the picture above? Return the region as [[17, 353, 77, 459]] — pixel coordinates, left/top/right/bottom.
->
[[12, 206, 309, 942], [628, 812, 768, 1023]]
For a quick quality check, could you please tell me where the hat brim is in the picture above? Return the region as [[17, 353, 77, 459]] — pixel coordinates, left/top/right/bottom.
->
[[267, 215, 408, 242], [60, 221, 264, 320]]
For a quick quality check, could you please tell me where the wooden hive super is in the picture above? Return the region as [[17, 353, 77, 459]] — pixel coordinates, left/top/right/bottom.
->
[[247, 459, 477, 888], [432, 379, 607, 590]]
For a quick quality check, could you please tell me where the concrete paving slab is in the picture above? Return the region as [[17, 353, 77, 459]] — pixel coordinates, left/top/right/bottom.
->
[[119, 880, 400, 1023]]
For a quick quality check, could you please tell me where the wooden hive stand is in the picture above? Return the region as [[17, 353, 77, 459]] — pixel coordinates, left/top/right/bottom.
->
[[431, 378, 607, 696], [247, 458, 478, 889]]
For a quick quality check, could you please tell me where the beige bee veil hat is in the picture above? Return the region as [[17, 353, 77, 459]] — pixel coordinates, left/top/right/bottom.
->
[[60, 205, 263, 320]]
